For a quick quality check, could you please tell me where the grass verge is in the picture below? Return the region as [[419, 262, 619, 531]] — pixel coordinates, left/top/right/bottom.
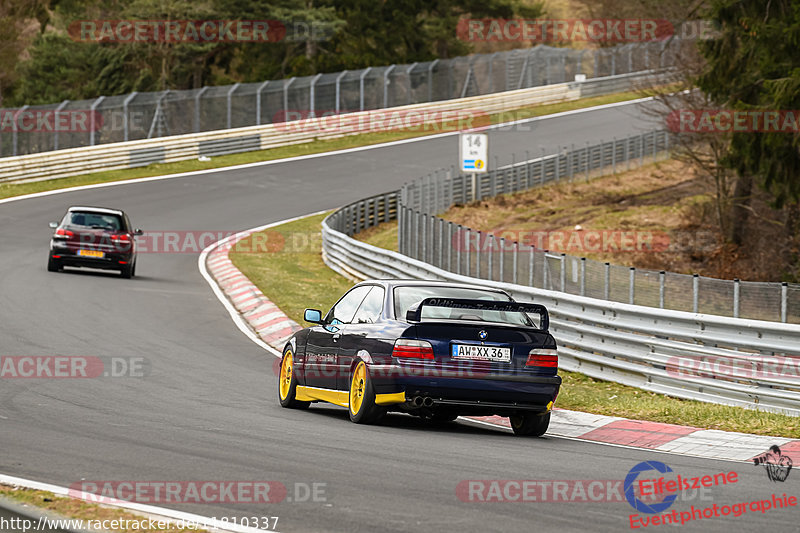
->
[[0, 486, 202, 533], [231, 213, 800, 438], [0, 90, 648, 201]]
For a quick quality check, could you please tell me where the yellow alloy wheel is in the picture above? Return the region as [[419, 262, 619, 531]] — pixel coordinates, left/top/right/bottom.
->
[[279, 351, 293, 401], [350, 362, 366, 416]]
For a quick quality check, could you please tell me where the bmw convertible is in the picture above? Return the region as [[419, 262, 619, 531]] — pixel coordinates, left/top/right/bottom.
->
[[278, 280, 561, 436]]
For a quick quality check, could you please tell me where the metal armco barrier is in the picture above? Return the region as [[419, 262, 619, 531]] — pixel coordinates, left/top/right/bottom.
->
[[0, 70, 665, 183], [322, 205, 800, 416]]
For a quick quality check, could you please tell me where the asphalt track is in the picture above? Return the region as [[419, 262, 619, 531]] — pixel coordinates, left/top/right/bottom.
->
[[0, 101, 797, 533]]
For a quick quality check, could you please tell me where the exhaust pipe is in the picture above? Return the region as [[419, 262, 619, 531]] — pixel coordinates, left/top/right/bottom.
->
[[411, 396, 425, 407], [423, 397, 434, 408]]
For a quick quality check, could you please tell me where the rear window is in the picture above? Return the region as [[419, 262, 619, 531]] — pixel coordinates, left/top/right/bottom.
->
[[393, 286, 536, 326], [68, 212, 123, 231]]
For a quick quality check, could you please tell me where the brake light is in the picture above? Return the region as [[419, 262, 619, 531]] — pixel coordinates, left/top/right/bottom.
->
[[55, 228, 73, 237], [526, 349, 558, 367], [111, 233, 131, 243], [392, 339, 434, 360]]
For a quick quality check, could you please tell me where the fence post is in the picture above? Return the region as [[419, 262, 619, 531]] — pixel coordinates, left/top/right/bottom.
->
[[226, 83, 240, 129], [421, 214, 427, 263], [488, 234, 494, 280], [639, 132, 645, 167], [334, 71, 348, 114], [585, 141, 590, 181], [122, 93, 137, 141], [512, 241, 518, 285], [659, 271, 665, 308], [384, 65, 396, 108], [499, 237, 505, 282], [580, 258, 586, 296], [53, 100, 70, 150], [781, 282, 788, 323], [89, 97, 105, 146], [529, 246, 535, 286], [194, 87, 208, 132], [629, 267, 635, 304], [692, 274, 699, 313], [283, 77, 296, 119], [438, 218, 444, 268], [526, 150, 531, 187], [476, 231, 482, 278], [256, 81, 269, 126], [464, 228, 470, 277], [733, 278, 740, 318], [560, 253, 566, 292], [448, 222, 454, 272], [359, 68, 371, 111], [414, 211, 420, 259], [309, 74, 322, 117], [604, 262, 610, 300], [612, 137, 616, 175]]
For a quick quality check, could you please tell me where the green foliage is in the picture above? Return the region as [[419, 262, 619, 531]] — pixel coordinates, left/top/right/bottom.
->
[[6, 0, 543, 106], [697, 0, 800, 207]]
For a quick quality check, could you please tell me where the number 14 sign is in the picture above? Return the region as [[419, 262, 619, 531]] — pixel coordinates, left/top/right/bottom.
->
[[459, 133, 488, 173]]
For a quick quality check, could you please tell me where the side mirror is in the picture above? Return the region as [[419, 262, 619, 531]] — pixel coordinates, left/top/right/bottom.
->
[[134, 228, 143, 236], [49, 222, 58, 229], [304, 308, 323, 324]]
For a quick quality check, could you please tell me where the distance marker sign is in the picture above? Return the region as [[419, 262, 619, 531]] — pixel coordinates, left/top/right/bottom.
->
[[460, 133, 488, 173]]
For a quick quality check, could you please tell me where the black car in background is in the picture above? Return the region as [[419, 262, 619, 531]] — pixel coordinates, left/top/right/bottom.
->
[[279, 280, 561, 436], [48, 206, 142, 278]]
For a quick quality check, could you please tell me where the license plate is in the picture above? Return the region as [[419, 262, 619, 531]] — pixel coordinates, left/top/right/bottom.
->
[[78, 249, 104, 258], [451, 344, 511, 362]]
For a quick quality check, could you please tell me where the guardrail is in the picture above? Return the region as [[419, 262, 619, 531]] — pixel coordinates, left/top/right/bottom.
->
[[322, 203, 800, 416], [0, 70, 664, 183]]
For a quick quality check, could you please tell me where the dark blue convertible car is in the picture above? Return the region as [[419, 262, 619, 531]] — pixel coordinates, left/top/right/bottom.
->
[[278, 280, 561, 436]]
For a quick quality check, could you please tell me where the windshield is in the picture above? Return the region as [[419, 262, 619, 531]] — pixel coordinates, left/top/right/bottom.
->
[[393, 286, 536, 326], [68, 212, 123, 231]]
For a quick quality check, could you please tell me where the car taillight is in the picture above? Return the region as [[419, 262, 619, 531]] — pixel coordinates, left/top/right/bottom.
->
[[392, 339, 434, 360], [111, 233, 131, 243], [526, 349, 558, 367], [55, 228, 73, 237]]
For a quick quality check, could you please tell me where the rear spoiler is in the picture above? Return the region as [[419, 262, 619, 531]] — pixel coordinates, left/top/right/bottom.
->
[[405, 297, 549, 330]]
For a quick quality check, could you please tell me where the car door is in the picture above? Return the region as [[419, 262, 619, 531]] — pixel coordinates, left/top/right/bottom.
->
[[303, 285, 371, 390], [336, 285, 386, 391]]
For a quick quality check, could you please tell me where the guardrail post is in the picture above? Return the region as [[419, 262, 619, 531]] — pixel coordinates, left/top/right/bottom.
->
[[692, 274, 699, 313], [529, 246, 535, 286], [194, 87, 208, 132], [359, 68, 372, 111], [384, 65, 396, 108], [560, 253, 566, 292], [512, 241, 518, 284], [781, 282, 788, 323], [499, 237, 505, 282], [629, 267, 635, 304], [659, 270, 666, 308], [227, 83, 240, 129], [580, 258, 586, 296], [90, 96, 105, 146], [733, 278, 740, 318], [464, 228, 470, 276], [604, 262, 610, 300], [53, 100, 70, 150]]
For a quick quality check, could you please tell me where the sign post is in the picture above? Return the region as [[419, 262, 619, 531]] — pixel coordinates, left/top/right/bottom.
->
[[459, 132, 488, 201]]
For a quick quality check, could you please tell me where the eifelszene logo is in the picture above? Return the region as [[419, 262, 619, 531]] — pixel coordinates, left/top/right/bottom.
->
[[753, 445, 793, 483]]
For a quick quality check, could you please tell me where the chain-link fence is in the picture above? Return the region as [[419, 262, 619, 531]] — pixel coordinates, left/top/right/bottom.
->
[[0, 40, 682, 158], [391, 130, 800, 324]]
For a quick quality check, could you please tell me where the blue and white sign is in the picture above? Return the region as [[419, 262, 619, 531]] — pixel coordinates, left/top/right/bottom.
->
[[460, 133, 488, 173]]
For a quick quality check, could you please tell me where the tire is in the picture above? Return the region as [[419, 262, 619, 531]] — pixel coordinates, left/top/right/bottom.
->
[[130, 259, 136, 277], [348, 361, 384, 424], [47, 256, 61, 272], [509, 412, 550, 437], [120, 263, 133, 279], [278, 348, 310, 409]]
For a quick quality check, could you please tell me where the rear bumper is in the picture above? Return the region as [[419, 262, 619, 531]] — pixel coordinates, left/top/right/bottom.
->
[[51, 242, 133, 270], [369, 363, 561, 414]]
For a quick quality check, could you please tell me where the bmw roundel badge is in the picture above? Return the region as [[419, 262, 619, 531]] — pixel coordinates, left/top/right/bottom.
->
[[478, 330, 488, 340]]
